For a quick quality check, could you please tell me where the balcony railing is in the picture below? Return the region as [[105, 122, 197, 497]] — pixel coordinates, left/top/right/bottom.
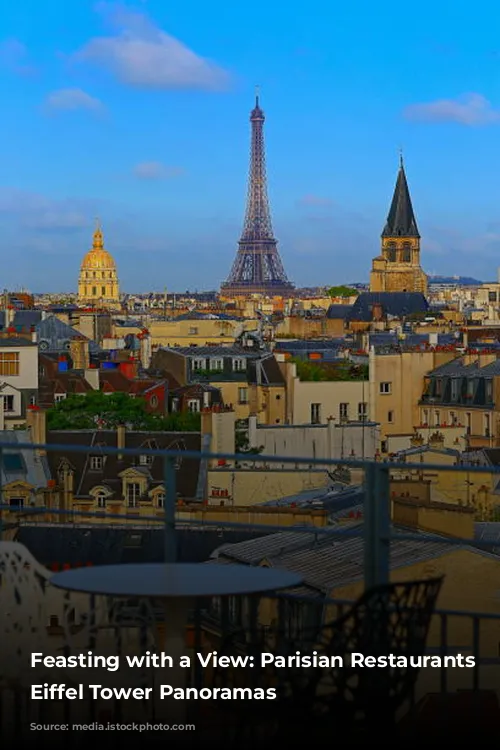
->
[[2, 440, 500, 737]]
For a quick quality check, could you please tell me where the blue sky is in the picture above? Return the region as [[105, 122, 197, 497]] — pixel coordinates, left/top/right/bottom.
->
[[1, 0, 500, 292]]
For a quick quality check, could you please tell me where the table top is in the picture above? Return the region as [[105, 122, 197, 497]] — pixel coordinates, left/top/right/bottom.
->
[[50, 563, 303, 598]]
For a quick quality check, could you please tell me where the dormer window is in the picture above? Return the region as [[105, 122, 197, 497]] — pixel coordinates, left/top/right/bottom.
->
[[233, 358, 246, 371], [192, 358, 205, 370], [90, 456, 104, 470], [486, 380, 493, 402], [140, 454, 153, 466], [157, 491, 165, 508], [210, 358, 223, 370]]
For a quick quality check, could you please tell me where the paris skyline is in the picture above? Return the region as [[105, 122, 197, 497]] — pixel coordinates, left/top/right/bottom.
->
[[2, 0, 500, 292]]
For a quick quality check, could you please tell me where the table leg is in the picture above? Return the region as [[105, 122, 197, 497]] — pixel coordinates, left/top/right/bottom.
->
[[158, 597, 193, 723]]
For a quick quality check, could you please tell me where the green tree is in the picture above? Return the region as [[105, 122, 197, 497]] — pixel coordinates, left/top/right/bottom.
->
[[326, 285, 358, 298], [47, 391, 201, 431]]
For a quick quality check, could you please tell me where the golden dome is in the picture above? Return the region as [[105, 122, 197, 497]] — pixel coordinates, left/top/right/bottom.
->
[[80, 221, 117, 271]]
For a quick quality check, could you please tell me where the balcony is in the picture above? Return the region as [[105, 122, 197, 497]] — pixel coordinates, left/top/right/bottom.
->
[[1, 440, 500, 743]]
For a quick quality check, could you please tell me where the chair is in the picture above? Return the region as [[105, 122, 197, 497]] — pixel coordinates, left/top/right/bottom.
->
[[210, 577, 443, 744], [0, 542, 159, 733]]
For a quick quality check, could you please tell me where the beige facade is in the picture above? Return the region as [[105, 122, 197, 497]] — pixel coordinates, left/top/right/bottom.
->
[[78, 222, 120, 307], [113, 317, 258, 349], [206, 466, 329, 505], [0, 339, 38, 429], [369, 348, 456, 453], [279, 359, 369, 425], [209, 379, 285, 423]]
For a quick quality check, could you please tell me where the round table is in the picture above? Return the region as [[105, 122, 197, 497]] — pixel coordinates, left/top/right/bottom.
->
[[50, 563, 302, 721]]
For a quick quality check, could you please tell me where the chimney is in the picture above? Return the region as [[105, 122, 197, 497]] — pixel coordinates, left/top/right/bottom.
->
[[26, 407, 47, 455], [410, 432, 424, 447], [31, 326, 37, 343], [117, 423, 126, 459], [140, 331, 152, 369], [371, 303, 383, 322], [69, 339, 90, 370], [428, 431, 445, 451]]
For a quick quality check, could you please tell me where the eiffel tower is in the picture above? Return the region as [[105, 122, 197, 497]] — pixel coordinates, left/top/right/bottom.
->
[[221, 92, 294, 296]]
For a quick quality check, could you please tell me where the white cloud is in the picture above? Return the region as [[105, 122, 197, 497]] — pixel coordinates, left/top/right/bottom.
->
[[133, 161, 184, 180], [45, 88, 103, 112], [297, 194, 335, 207], [74, 3, 230, 91], [403, 93, 500, 126], [0, 188, 93, 231], [0, 38, 37, 76]]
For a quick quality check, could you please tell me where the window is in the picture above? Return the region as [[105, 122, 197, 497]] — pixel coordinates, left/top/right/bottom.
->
[[311, 403, 321, 424], [486, 380, 493, 402], [171, 398, 179, 412], [96, 491, 107, 509], [451, 379, 459, 401], [150, 394, 158, 408], [188, 327, 199, 335], [210, 358, 223, 370], [238, 387, 248, 404], [381, 440, 388, 453], [379, 382, 391, 394], [489, 291, 497, 302], [126, 483, 141, 507], [188, 399, 200, 413], [192, 358, 205, 370], [0, 352, 19, 376], [92, 287, 97, 296], [3, 395, 14, 412], [402, 242, 411, 262], [449, 411, 458, 425], [435, 379, 442, 396], [54, 394, 66, 403], [358, 402, 367, 421], [157, 492, 165, 508], [101, 286, 106, 296], [30, 395, 36, 406], [388, 410, 394, 423], [422, 409, 429, 425], [90, 456, 104, 470], [339, 403, 349, 420], [233, 358, 246, 371], [484, 413, 491, 438], [387, 243, 396, 262], [140, 454, 153, 466], [9, 497, 24, 509], [466, 412, 471, 435], [434, 411, 440, 426]]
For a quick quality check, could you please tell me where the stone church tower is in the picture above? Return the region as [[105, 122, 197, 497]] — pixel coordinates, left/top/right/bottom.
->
[[369, 157, 427, 295]]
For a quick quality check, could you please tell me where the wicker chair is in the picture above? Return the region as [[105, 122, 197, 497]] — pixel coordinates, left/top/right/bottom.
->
[[210, 577, 444, 745]]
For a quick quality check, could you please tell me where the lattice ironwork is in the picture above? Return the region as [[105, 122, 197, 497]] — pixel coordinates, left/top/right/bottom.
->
[[208, 578, 443, 742], [221, 94, 294, 296]]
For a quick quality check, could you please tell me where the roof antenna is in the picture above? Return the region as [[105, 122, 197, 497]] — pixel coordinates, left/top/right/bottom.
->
[[255, 84, 260, 106]]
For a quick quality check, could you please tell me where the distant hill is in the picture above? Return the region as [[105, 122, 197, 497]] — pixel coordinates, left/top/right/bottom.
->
[[428, 276, 482, 286]]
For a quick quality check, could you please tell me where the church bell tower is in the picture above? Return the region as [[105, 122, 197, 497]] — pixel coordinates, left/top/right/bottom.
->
[[369, 156, 427, 295]]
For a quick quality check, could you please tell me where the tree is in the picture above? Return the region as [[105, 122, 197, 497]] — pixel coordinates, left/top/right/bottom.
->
[[327, 285, 358, 298], [47, 391, 201, 432]]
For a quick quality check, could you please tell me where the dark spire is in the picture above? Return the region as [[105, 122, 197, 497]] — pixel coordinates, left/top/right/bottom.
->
[[381, 157, 420, 238]]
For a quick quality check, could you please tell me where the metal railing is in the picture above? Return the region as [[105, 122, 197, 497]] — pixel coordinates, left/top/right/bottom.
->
[[3, 439, 500, 585], [2, 439, 500, 705]]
